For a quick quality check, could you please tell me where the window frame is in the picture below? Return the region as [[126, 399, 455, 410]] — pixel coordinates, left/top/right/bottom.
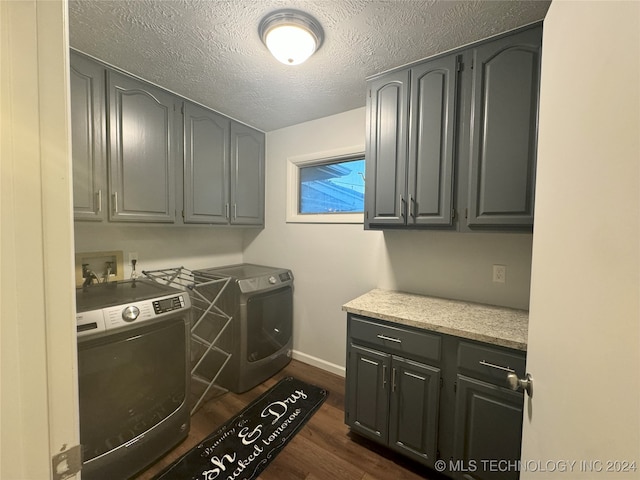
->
[[286, 145, 365, 224]]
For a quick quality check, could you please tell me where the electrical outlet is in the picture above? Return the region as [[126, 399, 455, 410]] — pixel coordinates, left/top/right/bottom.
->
[[493, 264, 506, 283], [129, 252, 138, 265]]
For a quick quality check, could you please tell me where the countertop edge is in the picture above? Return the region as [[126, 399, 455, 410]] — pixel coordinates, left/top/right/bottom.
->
[[342, 291, 528, 352]]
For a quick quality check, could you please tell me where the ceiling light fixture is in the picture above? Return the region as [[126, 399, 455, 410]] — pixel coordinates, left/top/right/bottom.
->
[[259, 9, 324, 66]]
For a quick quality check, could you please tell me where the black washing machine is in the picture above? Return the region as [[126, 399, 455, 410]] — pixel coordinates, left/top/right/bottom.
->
[[193, 263, 293, 393]]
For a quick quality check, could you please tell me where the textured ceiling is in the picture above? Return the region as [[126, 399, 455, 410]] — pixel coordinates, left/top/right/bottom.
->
[[69, 0, 550, 132]]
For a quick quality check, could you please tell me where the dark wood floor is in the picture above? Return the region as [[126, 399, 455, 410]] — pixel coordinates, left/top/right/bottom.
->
[[136, 359, 441, 480]]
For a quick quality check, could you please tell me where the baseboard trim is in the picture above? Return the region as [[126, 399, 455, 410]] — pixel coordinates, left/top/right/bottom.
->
[[292, 350, 345, 377]]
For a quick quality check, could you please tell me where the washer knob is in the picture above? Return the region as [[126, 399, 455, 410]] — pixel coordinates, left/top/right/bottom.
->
[[122, 305, 140, 322], [268, 276, 277, 284]]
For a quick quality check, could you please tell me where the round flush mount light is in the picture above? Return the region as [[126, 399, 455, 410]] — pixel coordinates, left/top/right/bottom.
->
[[259, 9, 324, 66]]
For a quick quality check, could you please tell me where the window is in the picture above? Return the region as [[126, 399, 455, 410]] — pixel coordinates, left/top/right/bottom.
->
[[299, 158, 365, 214], [286, 146, 365, 223]]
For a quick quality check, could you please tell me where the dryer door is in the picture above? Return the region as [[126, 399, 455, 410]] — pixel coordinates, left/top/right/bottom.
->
[[245, 286, 292, 362]]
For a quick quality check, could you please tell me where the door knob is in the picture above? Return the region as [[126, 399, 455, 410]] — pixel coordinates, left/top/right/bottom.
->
[[507, 372, 533, 397]]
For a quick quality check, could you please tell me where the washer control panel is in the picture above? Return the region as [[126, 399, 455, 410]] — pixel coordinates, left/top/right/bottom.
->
[[77, 293, 189, 339]]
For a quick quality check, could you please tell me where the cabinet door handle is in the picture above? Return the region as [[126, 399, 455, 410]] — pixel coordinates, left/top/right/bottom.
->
[[408, 194, 414, 218], [377, 334, 402, 344], [96, 190, 102, 213], [399, 195, 406, 218], [233, 204, 237, 220], [392, 367, 397, 392], [225, 203, 230, 219], [382, 364, 387, 389], [479, 360, 515, 373], [112, 192, 118, 214]]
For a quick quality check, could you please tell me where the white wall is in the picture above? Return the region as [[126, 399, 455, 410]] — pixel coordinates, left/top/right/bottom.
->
[[522, 1, 639, 475], [74, 224, 245, 278], [244, 107, 534, 373], [242, 108, 383, 374], [379, 230, 532, 309]]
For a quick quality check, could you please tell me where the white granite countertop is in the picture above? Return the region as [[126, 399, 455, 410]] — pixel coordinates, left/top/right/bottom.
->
[[342, 289, 528, 351]]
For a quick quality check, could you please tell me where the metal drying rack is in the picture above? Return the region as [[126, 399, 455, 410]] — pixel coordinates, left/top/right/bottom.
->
[[142, 267, 233, 415]]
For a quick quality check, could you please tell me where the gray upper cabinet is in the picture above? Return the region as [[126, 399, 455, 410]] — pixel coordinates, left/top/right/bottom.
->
[[107, 71, 176, 223], [70, 52, 106, 221], [230, 122, 265, 226], [466, 26, 542, 228], [69, 52, 265, 227], [365, 24, 542, 232], [183, 102, 230, 224], [365, 54, 459, 229], [365, 70, 409, 227], [408, 55, 458, 226]]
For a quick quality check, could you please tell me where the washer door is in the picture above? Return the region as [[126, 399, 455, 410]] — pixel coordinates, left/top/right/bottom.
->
[[77, 318, 186, 462], [245, 286, 292, 362]]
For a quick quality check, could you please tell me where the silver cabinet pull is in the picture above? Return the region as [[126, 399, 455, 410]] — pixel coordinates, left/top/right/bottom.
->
[[508, 372, 533, 397], [392, 367, 397, 392], [233, 204, 237, 220], [479, 360, 515, 373], [225, 203, 230, 219], [399, 194, 406, 218], [377, 334, 402, 343], [382, 364, 387, 389], [408, 194, 414, 218], [112, 192, 118, 214], [96, 190, 102, 213]]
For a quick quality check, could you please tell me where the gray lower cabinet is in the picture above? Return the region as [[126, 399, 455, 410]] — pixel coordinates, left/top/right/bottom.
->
[[346, 316, 441, 466], [108, 71, 177, 223], [70, 52, 107, 221], [451, 341, 526, 480], [365, 23, 541, 231], [345, 314, 526, 478], [453, 376, 524, 480], [389, 356, 441, 462]]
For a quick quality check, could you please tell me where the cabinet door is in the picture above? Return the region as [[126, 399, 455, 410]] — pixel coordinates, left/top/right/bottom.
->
[[183, 102, 230, 224], [346, 344, 390, 443], [70, 53, 106, 221], [108, 71, 176, 222], [453, 375, 524, 480], [408, 55, 458, 226], [388, 356, 440, 465], [230, 122, 264, 226], [365, 70, 410, 227], [467, 26, 542, 228]]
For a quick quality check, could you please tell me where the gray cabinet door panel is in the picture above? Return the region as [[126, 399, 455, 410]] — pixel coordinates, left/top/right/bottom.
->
[[408, 55, 458, 226], [70, 53, 106, 221], [184, 102, 230, 224], [347, 344, 390, 443], [453, 375, 523, 480], [230, 123, 264, 225], [388, 356, 440, 465], [365, 71, 409, 226], [467, 27, 541, 227], [108, 71, 176, 222]]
